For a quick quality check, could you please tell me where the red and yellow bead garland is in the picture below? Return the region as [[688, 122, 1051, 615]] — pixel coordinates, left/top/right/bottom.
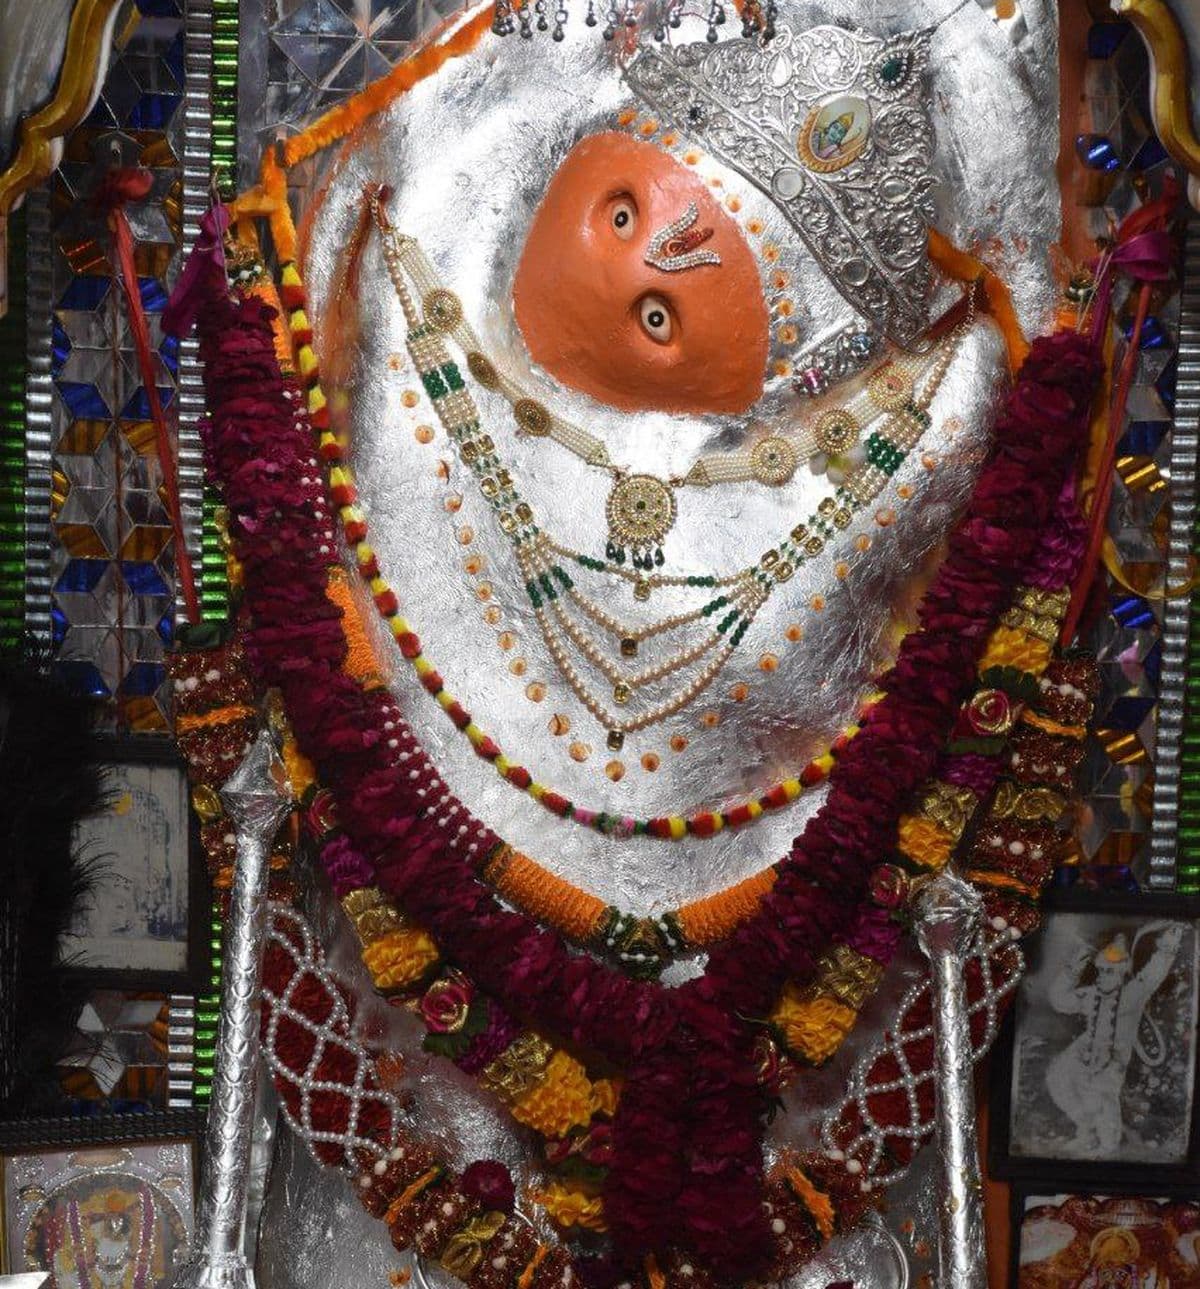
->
[[273, 253, 869, 843]]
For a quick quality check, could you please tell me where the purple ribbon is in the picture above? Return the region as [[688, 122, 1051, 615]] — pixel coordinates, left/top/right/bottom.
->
[[1089, 229, 1175, 345], [164, 203, 232, 338]]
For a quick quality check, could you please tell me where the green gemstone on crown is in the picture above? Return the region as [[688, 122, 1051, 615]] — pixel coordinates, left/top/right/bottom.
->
[[879, 53, 908, 85]]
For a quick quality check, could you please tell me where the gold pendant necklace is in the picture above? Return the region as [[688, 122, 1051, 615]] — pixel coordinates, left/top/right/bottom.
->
[[371, 198, 970, 738], [605, 472, 678, 568]]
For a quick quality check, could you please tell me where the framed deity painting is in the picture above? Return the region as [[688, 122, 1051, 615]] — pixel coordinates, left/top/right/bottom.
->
[[59, 739, 208, 994], [1010, 1189, 1200, 1288], [0, 1139, 196, 1284], [990, 892, 1200, 1187]]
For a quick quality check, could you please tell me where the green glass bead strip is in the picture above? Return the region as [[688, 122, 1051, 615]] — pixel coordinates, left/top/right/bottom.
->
[[176, 0, 218, 630], [201, 488, 229, 619], [193, 909, 224, 1105], [0, 206, 26, 645], [196, 0, 239, 624], [211, 0, 239, 187], [193, 0, 237, 1104], [1157, 216, 1199, 894]]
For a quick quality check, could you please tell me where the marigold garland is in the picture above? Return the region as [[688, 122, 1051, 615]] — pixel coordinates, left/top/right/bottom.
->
[[177, 201, 1102, 1283]]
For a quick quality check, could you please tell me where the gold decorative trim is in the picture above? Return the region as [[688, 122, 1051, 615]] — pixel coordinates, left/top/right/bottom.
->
[[0, 0, 124, 314], [1113, 0, 1200, 206]]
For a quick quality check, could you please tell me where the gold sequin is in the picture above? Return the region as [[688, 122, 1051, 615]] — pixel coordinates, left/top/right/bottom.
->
[[423, 287, 463, 331], [991, 780, 1068, 822], [514, 398, 552, 436], [478, 1033, 553, 1101], [818, 944, 885, 1010], [919, 782, 979, 841], [191, 785, 222, 823], [467, 351, 499, 388]]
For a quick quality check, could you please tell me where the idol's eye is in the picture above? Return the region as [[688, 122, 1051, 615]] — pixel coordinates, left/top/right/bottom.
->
[[639, 295, 673, 344], [610, 196, 637, 240]]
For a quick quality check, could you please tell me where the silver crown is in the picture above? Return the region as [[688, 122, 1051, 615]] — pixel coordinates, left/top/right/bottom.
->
[[625, 20, 936, 349]]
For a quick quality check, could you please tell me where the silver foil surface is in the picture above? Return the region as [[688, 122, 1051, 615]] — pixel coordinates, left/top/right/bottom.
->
[[257, 4, 1065, 1285], [915, 874, 989, 1289], [178, 732, 292, 1289]]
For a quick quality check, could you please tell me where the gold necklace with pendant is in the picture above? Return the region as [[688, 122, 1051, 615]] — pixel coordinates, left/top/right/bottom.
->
[[373, 200, 971, 737]]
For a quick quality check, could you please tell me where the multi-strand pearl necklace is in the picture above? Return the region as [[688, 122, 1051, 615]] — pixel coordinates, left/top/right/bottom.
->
[[373, 196, 965, 744], [387, 227, 932, 568]]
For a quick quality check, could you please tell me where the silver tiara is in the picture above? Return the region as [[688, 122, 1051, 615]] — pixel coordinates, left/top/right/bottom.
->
[[624, 20, 937, 351]]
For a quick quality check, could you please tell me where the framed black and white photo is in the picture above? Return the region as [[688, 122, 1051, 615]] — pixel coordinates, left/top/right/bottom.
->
[[59, 739, 208, 993], [1009, 1188, 1200, 1288], [990, 892, 1200, 1186]]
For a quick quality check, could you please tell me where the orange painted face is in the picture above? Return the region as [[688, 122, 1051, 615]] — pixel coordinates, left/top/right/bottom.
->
[[512, 131, 770, 415]]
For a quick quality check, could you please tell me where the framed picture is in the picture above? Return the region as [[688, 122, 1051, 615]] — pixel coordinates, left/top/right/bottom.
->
[[59, 738, 208, 993], [990, 892, 1200, 1186], [1010, 1188, 1200, 1287], [0, 1140, 196, 1283]]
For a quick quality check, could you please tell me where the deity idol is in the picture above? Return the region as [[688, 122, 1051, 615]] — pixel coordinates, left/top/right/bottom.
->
[[174, 1, 1108, 1285]]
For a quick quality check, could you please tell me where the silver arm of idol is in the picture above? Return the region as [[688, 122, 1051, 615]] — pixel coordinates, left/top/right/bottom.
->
[[914, 872, 989, 1289], [172, 729, 291, 1289]]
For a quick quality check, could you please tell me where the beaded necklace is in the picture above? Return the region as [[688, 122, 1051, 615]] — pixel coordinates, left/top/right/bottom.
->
[[281, 256, 869, 844], [372, 196, 968, 745], [389, 230, 923, 568]]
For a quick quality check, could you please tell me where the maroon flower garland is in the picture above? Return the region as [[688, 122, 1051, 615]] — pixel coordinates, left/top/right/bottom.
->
[[189, 266, 1100, 1283]]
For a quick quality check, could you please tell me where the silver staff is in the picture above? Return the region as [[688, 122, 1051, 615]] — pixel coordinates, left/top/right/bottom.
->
[[915, 871, 989, 1289], [173, 729, 291, 1289]]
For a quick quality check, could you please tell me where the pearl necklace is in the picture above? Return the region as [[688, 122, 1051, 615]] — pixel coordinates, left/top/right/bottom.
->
[[387, 227, 931, 569], [372, 196, 966, 743]]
